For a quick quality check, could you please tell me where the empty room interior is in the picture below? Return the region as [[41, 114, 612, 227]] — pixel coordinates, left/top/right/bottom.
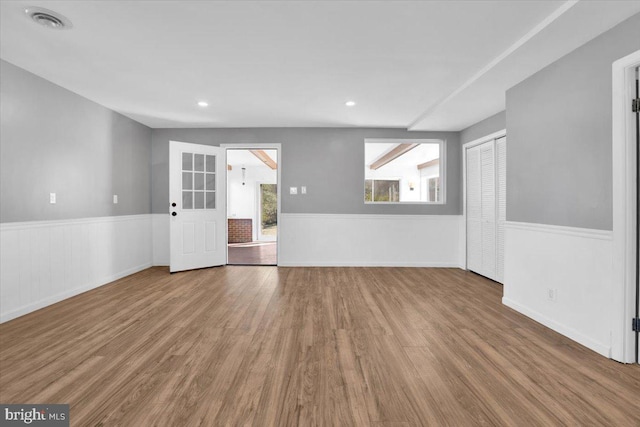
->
[[1, 1, 639, 425]]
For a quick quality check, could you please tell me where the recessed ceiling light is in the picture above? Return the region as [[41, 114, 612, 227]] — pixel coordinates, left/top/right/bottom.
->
[[345, 101, 356, 107], [24, 7, 72, 30], [197, 101, 209, 107]]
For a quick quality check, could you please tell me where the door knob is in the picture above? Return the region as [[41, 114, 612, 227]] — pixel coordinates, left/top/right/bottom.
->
[[171, 202, 177, 207], [172, 212, 177, 216]]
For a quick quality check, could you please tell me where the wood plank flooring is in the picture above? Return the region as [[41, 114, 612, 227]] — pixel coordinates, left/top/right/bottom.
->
[[1, 266, 638, 426]]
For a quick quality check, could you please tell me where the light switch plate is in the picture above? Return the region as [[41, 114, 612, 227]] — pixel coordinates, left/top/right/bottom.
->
[[113, 195, 118, 204], [49, 193, 56, 204], [301, 186, 307, 194], [290, 187, 298, 195]]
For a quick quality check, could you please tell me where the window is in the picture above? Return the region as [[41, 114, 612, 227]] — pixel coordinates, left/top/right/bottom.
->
[[365, 179, 400, 202], [421, 177, 440, 202], [364, 139, 444, 203], [182, 152, 216, 209]]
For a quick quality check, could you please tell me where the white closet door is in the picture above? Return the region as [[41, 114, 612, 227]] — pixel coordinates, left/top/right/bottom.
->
[[496, 137, 507, 283], [466, 145, 482, 273], [480, 141, 496, 279], [466, 138, 499, 282]]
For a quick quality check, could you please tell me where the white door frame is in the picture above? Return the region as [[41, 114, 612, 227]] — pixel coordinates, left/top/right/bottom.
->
[[221, 143, 282, 266], [611, 49, 639, 363], [461, 129, 507, 272]]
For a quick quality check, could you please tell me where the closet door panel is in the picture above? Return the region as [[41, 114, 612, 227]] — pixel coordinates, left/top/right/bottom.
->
[[466, 136, 504, 283], [480, 141, 496, 278], [496, 137, 507, 283], [482, 220, 496, 278], [480, 143, 496, 222], [466, 146, 482, 272]]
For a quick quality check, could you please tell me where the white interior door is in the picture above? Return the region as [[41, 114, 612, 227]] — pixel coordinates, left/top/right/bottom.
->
[[170, 141, 226, 273]]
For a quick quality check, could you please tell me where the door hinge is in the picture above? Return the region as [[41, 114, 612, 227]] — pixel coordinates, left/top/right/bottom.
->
[[633, 317, 640, 332], [633, 98, 640, 113]]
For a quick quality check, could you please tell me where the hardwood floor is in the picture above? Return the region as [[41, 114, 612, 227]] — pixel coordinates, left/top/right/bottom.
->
[[1, 266, 638, 426]]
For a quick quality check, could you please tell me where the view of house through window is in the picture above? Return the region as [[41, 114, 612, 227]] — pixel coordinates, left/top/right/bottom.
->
[[364, 139, 443, 203]]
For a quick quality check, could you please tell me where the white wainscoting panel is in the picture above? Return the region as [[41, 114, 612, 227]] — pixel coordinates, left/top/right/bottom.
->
[[0, 214, 153, 323], [279, 214, 462, 267], [152, 213, 463, 267], [152, 213, 170, 266], [503, 221, 614, 358]]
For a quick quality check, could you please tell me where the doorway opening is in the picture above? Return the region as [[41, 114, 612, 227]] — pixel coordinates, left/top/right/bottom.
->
[[226, 148, 278, 265]]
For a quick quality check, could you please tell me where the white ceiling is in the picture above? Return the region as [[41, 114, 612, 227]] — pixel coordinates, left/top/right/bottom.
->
[[1, 1, 639, 130]]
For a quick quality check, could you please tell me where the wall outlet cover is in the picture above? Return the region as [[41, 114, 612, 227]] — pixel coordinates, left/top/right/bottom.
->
[[49, 193, 56, 204], [301, 186, 307, 194]]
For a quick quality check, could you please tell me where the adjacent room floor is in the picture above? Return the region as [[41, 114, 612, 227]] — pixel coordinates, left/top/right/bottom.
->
[[0, 266, 638, 425], [228, 241, 277, 265]]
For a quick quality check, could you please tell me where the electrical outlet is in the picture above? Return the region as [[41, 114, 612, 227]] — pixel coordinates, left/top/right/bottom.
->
[[113, 195, 118, 204], [290, 187, 298, 195], [301, 186, 307, 194], [49, 193, 56, 204], [546, 288, 557, 301]]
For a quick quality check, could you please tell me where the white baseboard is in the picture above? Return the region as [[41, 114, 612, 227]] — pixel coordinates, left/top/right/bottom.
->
[[278, 261, 462, 267], [0, 214, 153, 323], [504, 221, 613, 358], [502, 297, 610, 358], [279, 213, 463, 267]]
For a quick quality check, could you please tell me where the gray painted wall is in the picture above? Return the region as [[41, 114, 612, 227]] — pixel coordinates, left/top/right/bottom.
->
[[151, 128, 461, 215], [0, 60, 152, 223], [460, 111, 506, 144], [506, 13, 640, 230]]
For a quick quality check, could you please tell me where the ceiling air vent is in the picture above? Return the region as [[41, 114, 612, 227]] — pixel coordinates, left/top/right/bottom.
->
[[25, 7, 72, 29]]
